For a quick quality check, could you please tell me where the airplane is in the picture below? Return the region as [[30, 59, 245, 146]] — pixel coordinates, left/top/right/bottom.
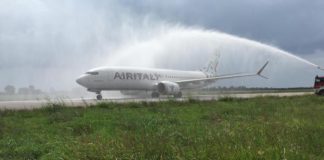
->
[[76, 55, 269, 100]]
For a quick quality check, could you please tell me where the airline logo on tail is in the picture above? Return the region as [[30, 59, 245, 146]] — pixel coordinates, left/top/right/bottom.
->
[[201, 50, 221, 77]]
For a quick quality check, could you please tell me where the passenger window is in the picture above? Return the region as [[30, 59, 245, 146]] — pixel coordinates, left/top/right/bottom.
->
[[86, 72, 99, 75]]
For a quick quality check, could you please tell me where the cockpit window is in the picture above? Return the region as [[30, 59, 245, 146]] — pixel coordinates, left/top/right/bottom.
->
[[86, 71, 99, 75]]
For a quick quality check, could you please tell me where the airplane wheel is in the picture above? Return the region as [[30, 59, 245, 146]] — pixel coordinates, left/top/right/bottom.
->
[[174, 92, 182, 98], [151, 92, 160, 98], [96, 94, 103, 100]]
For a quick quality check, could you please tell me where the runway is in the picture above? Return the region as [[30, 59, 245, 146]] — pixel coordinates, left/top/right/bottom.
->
[[0, 92, 313, 110]]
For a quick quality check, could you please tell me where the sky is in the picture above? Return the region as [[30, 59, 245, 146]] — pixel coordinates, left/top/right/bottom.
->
[[125, 0, 324, 55], [0, 0, 324, 91]]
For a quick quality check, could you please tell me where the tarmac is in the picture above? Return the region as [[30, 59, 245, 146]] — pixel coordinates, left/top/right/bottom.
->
[[0, 92, 312, 110]]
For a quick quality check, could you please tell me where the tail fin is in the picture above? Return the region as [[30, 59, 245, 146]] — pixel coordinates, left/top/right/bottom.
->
[[201, 50, 221, 77]]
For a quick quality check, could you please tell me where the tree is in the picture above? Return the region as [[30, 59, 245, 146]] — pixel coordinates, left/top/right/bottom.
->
[[4, 85, 15, 95]]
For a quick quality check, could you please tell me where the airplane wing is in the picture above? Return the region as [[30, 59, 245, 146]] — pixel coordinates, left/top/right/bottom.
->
[[176, 61, 269, 85]]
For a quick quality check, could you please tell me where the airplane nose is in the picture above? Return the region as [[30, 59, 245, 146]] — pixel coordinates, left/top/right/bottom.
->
[[76, 75, 87, 87], [76, 77, 82, 85]]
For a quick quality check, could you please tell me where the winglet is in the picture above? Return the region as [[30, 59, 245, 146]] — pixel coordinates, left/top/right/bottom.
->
[[257, 61, 269, 79]]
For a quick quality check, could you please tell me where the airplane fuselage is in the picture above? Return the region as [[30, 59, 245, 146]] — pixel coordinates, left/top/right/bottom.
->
[[76, 62, 269, 99], [76, 67, 207, 92]]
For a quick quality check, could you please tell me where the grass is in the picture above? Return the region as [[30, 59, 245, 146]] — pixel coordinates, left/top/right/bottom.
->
[[0, 95, 324, 159]]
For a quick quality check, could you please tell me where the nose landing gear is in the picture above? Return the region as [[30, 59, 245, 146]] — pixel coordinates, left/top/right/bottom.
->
[[96, 94, 102, 100], [96, 91, 102, 100]]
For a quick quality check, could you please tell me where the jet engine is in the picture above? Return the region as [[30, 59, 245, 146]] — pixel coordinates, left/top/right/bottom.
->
[[157, 81, 181, 97]]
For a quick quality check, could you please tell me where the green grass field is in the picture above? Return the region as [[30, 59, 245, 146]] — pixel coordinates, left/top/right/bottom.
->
[[0, 96, 324, 159]]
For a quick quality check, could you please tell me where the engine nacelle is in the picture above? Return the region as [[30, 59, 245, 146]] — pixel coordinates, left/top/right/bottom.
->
[[157, 81, 181, 95]]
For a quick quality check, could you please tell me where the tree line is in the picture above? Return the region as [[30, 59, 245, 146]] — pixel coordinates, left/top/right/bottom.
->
[[2, 85, 43, 95]]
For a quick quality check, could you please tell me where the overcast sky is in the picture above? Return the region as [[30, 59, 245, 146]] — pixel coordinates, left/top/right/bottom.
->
[[0, 0, 324, 90], [123, 0, 324, 54]]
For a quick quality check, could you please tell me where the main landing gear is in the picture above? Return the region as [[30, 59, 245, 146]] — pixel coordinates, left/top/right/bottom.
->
[[96, 91, 102, 100], [174, 92, 182, 98], [151, 92, 160, 98]]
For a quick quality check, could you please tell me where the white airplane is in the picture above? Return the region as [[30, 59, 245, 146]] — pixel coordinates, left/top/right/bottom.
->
[[76, 56, 269, 100]]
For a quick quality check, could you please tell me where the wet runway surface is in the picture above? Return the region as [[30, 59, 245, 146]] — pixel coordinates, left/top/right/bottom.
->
[[0, 92, 313, 110]]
